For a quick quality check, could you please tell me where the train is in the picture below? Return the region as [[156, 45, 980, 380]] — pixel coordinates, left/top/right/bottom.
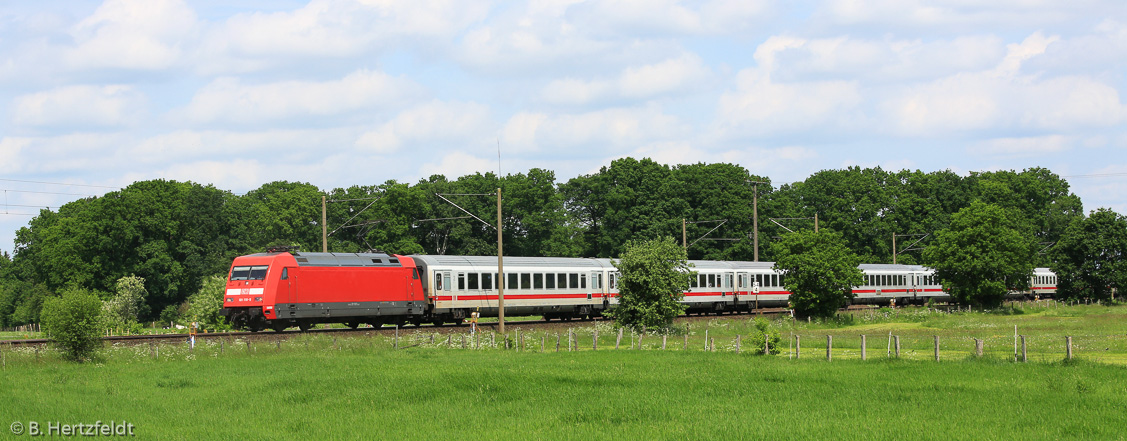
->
[[219, 248, 1058, 332]]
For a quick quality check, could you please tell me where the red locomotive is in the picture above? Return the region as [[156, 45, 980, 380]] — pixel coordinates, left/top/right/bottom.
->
[[221, 248, 426, 332]]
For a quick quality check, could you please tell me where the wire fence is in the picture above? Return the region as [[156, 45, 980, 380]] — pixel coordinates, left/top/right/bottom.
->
[[4, 323, 1126, 368]]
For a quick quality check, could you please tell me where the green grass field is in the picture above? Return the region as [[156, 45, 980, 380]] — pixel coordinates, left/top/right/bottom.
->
[[2, 302, 1127, 440]]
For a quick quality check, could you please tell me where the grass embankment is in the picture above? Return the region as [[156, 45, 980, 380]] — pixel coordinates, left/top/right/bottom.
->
[[2, 343, 1126, 441], [3, 302, 1127, 440]]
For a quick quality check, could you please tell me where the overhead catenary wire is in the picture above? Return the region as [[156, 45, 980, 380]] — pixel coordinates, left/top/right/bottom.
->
[[0, 178, 119, 189], [0, 189, 99, 197]]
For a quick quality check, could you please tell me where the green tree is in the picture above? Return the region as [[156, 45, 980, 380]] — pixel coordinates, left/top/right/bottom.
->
[[230, 181, 324, 253], [923, 201, 1036, 308], [186, 274, 229, 330], [771, 230, 864, 318], [41, 287, 104, 362], [609, 236, 693, 330], [10, 180, 237, 320], [102, 275, 148, 331], [975, 167, 1084, 258], [1050, 208, 1127, 302]]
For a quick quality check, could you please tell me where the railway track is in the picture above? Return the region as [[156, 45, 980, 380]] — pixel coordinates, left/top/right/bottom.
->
[[0, 305, 880, 347]]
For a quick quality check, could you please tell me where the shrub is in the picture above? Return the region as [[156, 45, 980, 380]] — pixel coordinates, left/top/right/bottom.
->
[[40, 287, 104, 362], [747, 317, 782, 355]]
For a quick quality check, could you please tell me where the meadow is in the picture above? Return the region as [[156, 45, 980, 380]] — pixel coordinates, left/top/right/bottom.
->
[[2, 302, 1126, 440]]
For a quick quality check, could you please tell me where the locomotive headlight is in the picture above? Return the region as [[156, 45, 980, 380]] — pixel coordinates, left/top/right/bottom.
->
[[255, 297, 262, 302]]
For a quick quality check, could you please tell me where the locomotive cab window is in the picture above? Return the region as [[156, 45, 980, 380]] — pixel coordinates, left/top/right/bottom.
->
[[231, 266, 269, 281], [280, 268, 288, 280]]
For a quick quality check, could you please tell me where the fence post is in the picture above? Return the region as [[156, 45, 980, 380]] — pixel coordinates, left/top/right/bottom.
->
[[934, 336, 939, 362], [796, 335, 801, 359], [541, 335, 545, 353], [710, 338, 714, 352], [704, 329, 709, 350], [395, 326, 400, 350], [736, 335, 741, 354], [616, 328, 623, 350], [826, 335, 832, 361], [861, 335, 867, 361], [662, 335, 667, 350], [683, 334, 688, 350], [245, 340, 251, 353], [1066, 336, 1072, 360], [447, 335, 452, 347], [556, 333, 561, 352], [1020, 335, 1027, 362], [462, 335, 466, 349], [593, 329, 598, 351], [568, 329, 573, 352], [976, 339, 984, 357], [894, 336, 900, 358], [276, 339, 281, 352], [638, 332, 644, 349]]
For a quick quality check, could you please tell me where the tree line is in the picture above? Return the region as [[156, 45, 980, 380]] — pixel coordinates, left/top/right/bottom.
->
[[0, 157, 1122, 328]]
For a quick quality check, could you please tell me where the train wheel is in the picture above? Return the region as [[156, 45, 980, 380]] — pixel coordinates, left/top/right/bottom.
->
[[272, 323, 287, 333], [298, 321, 311, 332], [345, 321, 360, 329], [543, 315, 552, 322]]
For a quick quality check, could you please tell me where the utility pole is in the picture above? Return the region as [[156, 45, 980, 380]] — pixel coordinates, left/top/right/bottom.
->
[[892, 233, 897, 264], [322, 195, 327, 253], [747, 180, 767, 261], [754, 183, 759, 261], [683, 218, 687, 254], [814, 213, 819, 233], [497, 188, 505, 335]]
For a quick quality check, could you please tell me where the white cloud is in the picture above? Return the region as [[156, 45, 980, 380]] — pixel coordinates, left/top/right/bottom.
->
[[12, 85, 146, 128], [817, 0, 1093, 30], [419, 151, 497, 179], [128, 129, 355, 163], [1, 133, 129, 175], [147, 159, 265, 192], [176, 70, 424, 126], [354, 100, 493, 154], [500, 106, 689, 154], [717, 69, 862, 134], [880, 71, 1124, 135], [66, 0, 198, 70], [541, 53, 711, 104], [197, 0, 489, 73], [764, 35, 1006, 83], [973, 135, 1073, 156], [0, 138, 30, 173]]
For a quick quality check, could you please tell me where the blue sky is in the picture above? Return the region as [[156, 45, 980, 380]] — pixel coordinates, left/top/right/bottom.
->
[[2, 0, 1126, 255]]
